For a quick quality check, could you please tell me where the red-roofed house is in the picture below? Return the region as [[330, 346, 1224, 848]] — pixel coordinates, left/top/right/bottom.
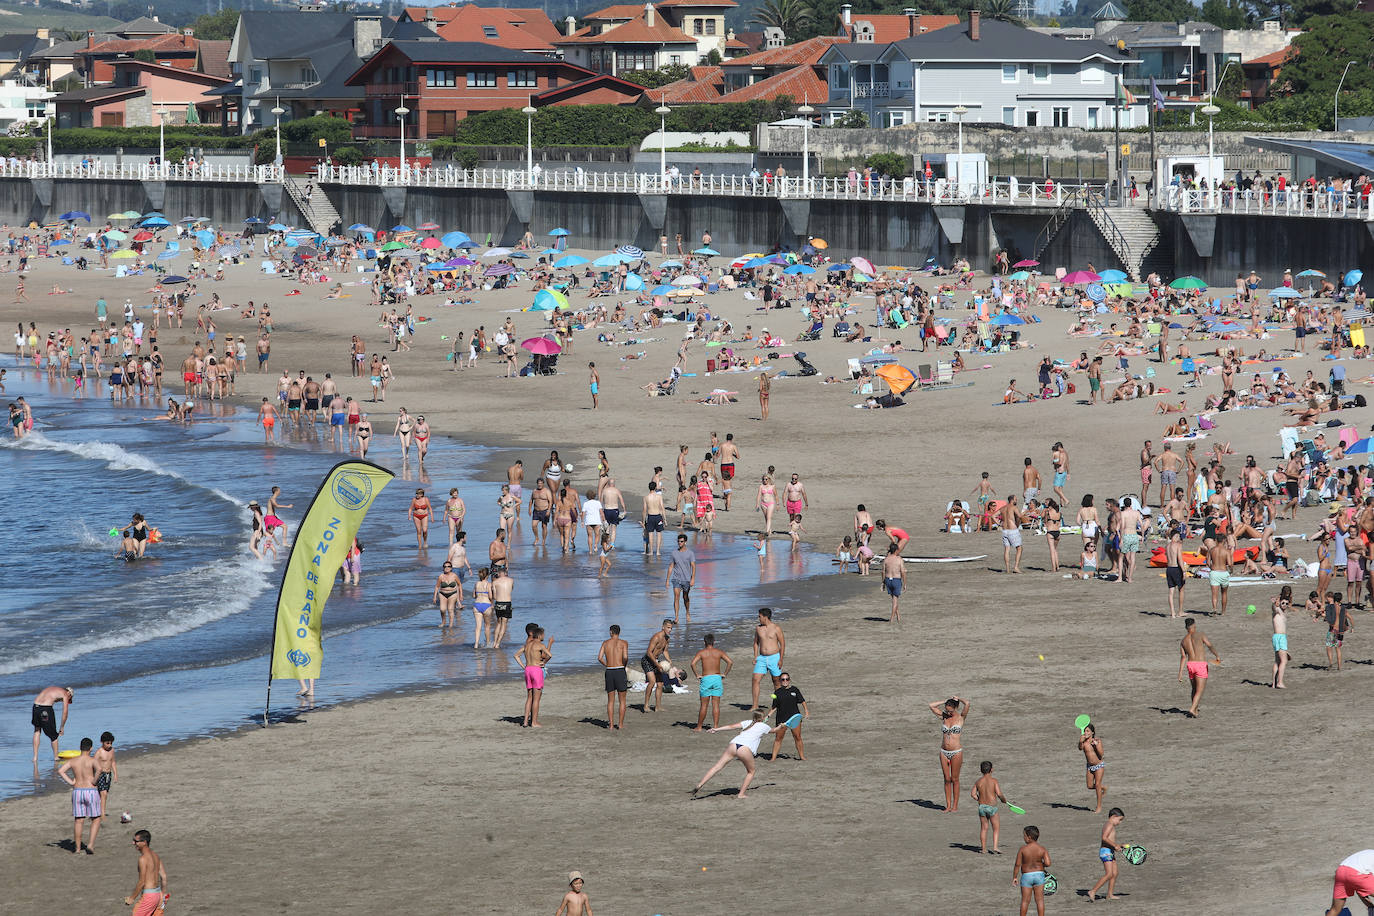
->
[[836, 6, 959, 43], [658, 64, 724, 102], [1241, 45, 1295, 106], [554, 0, 737, 75], [718, 35, 844, 93], [53, 57, 230, 127], [717, 60, 826, 103], [656, 35, 838, 104], [77, 29, 206, 84], [396, 6, 561, 52]]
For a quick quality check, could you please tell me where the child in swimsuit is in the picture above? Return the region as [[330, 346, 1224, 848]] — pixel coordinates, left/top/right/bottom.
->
[[836, 536, 854, 573]]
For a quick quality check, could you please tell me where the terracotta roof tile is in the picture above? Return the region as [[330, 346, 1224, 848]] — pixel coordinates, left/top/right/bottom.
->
[[840, 13, 958, 43], [1245, 46, 1294, 67], [717, 63, 824, 103], [582, 4, 647, 20], [554, 14, 695, 45], [721, 35, 844, 68], [659, 65, 724, 102]]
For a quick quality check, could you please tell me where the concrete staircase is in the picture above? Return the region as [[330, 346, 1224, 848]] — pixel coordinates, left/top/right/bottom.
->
[[1085, 204, 1160, 282], [282, 173, 341, 236]]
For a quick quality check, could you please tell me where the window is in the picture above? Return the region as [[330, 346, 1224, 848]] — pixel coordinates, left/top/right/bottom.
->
[[617, 51, 655, 71], [926, 111, 948, 122], [298, 66, 317, 83], [27, 103, 45, 118], [426, 110, 456, 135], [1081, 63, 1104, 84], [831, 64, 848, 88], [482, 25, 499, 38], [1002, 105, 1016, 125], [507, 69, 537, 88], [705, 19, 716, 35], [466, 70, 497, 88], [1087, 107, 1099, 128], [693, 18, 703, 34], [1002, 63, 1017, 83], [670, 54, 681, 65], [1024, 109, 1039, 126], [249, 67, 262, 84], [889, 111, 907, 126], [427, 68, 456, 87], [1032, 63, 1049, 84], [1052, 107, 1070, 127]]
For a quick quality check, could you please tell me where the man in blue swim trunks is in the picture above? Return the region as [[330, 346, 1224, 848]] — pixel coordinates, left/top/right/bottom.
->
[[750, 607, 785, 709], [767, 672, 808, 760], [689, 634, 732, 731]]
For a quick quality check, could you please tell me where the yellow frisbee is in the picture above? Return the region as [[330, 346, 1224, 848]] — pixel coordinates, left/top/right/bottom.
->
[[56, 750, 82, 759]]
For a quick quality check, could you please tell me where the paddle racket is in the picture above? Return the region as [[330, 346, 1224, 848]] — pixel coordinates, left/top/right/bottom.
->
[[57, 749, 82, 759], [1122, 844, 1147, 866], [1006, 802, 1026, 815], [1043, 874, 1058, 896], [1075, 714, 1091, 733]]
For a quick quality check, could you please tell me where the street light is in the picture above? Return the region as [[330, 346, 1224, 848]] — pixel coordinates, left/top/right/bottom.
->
[[395, 105, 409, 176], [797, 99, 814, 194], [1200, 101, 1219, 209], [522, 100, 537, 184], [951, 103, 968, 188], [655, 99, 671, 187], [1336, 60, 1359, 132], [270, 98, 284, 167], [45, 112, 51, 167]]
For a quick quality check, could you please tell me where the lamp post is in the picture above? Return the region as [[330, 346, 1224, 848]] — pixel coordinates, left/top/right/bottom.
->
[[1336, 60, 1358, 132], [797, 99, 814, 194], [655, 99, 670, 187], [157, 104, 167, 176], [522, 100, 536, 184], [1200, 101, 1219, 209], [45, 113, 51, 167], [951, 102, 968, 188], [395, 104, 409, 177], [270, 99, 284, 167]]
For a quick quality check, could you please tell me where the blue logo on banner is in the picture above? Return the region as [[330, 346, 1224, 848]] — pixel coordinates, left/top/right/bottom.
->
[[287, 649, 311, 667], [333, 470, 373, 510]]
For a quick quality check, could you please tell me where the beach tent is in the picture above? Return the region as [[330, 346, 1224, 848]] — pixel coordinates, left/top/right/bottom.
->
[[532, 289, 569, 311]]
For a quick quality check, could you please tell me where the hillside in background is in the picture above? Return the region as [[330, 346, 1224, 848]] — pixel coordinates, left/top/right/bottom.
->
[[0, 2, 121, 30]]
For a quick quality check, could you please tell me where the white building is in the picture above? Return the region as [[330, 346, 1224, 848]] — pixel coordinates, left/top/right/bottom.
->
[[0, 79, 53, 131]]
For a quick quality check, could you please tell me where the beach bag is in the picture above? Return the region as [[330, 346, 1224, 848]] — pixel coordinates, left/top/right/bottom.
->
[[1066, 382, 1076, 394]]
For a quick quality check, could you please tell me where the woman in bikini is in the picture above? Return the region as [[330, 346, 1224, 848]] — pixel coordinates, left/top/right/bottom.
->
[[433, 561, 462, 629], [1043, 498, 1063, 572], [379, 357, 393, 401], [413, 414, 431, 464], [394, 407, 414, 461], [554, 485, 578, 553], [496, 485, 518, 535], [929, 696, 970, 813], [542, 450, 563, 492], [409, 487, 432, 549], [755, 474, 777, 539], [471, 567, 494, 648], [1077, 494, 1100, 557], [356, 413, 372, 458], [445, 487, 466, 545]]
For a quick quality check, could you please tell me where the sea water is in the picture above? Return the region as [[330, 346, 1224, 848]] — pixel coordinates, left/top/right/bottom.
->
[[0, 368, 826, 799]]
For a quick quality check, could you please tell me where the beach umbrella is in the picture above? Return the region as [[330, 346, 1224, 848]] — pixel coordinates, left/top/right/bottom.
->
[[659, 259, 684, 269], [859, 353, 897, 367], [616, 244, 644, 260], [744, 257, 770, 268], [853, 273, 874, 283], [119, 210, 142, 219], [670, 287, 704, 297], [1012, 259, 1039, 268], [624, 273, 645, 291], [440, 231, 471, 248], [1269, 287, 1302, 299], [244, 217, 266, 224], [592, 253, 627, 267], [1346, 270, 1364, 287], [784, 264, 816, 275], [447, 256, 477, 267], [107, 212, 130, 220], [1169, 276, 1207, 290], [111, 249, 137, 259], [1347, 437, 1374, 455], [554, 254, 588, 268], [268, 222, 289, 231], [533, 289, 570, 311], [826, 264, 850, 272], [348, 223, 372, 232], [1086, 282, 1107, 302], [194, 230, 215, 248], [388, 248, 418, 258], [540, 248, 561, 257], [484, 263, 515, 277], [851, 256, 877, 276], [809, 237, 828, 249], [693, 247, 719, 257], [1297, 269, 1325, 278], [483, 247, 512, 258], [1098, 269, 1128, 282], [1062, 270, 1101, 285], [1007, 270, 1031, 281], [59, 210, 90, 222], [671, 275, 702, 286], [508, 251, 530, 259], [132, 230, 154, 242], [178, 215, 203, 223], [156, 249, 183, 261], [141, 217, 170, 228], [652, 284, 675, 295], [521, 336, 562, 355], [416, 221, 440, 231], [379, 241, 406, 251], [143, 211, 165, 219], [874, 364, 916, 395], [419, 237, 442, 249], [990, 313, 1026, 325], [162, 275, 189, 284], [103, 229, 127, 240], [391, 224, 412, 233], [549, 228, 570, 237]]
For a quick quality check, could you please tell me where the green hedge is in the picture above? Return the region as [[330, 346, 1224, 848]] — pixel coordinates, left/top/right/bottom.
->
[[443, 101, 794, 148]]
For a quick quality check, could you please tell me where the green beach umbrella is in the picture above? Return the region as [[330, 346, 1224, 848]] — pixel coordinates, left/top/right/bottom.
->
[[1169, 276, 1206, 290], [103, 229, 126, 240]]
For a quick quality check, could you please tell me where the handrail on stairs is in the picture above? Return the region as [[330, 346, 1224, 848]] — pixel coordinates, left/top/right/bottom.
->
[[1082, 189, 1133, 277], [1032, 186, 1085, 260]]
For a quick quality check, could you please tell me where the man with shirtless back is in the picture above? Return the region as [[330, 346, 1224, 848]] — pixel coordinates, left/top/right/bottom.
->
[[302, 375, 321, 426], [639, 619, 674, 713], [719, 433, 740, 509], [600, 478, 624, 547], [1139, 440, 1154, 507], [179, 354, 196, 398], [1000, 496, 1024, 574], [529, 479, 554, 547], [597, 625, 629, 730], [1178, 617, 1221, 717], [751, 607, 785, 709], [1117, 497, 1143, 584], [1021, 457, 1042, 504], [1155, 443, 1184, 509], [507, 460, 525, 504], [124, 829, 169, 914], [1165, 525, 1187, 618], [1207, 538, 1232, 615], [57, 735, 101, 853], [490, 567, 515, 649], [31, 685, 72, 762], [642, 482, 666, 557], [690, 634, 733, 731]]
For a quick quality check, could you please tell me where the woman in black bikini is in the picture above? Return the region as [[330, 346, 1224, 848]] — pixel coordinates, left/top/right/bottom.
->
[[433, 562, 462, 628], [356, 413, 372, 458], [394, 407, 414, 461], [929, 696, 970, 813]]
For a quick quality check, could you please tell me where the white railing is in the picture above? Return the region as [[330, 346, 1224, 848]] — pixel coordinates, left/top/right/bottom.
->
[[315, 163, 1099, 207], [0, 160, 282, 183], [1158, 185, 1374, 220]]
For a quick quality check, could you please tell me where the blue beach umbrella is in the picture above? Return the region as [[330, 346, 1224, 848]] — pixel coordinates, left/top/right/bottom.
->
[[693, 247, 718, 256], [162, 275, 189, 284], [1098, 269, 1128, 283], [659, 259, 684, 269], [59, 210, 90, 222], [268, 222, 288, 231], [244, 217, 266, 224], [744, 257, 770, 268], [141, 217, 171, 228], [348, 223, 372, 232], [549, 228, 570, 237], [142, 211, 165, 219], [826, 263, 849, 272], [990, 313, 1026, 325], [1007, 270, 1031, 281], [623, 273, 645, 291], [652, 284, 675, 295], [50, 238, 70, 246], [540, 247, 561, 257], [554, 254, 588, 268], [194, 230, 215, 247], [1346, 270, 1363, 287], [1347, 437, 1374, 455], [1269, 287, 1302, 299], [532, 289, 570, 311], [1086, 282, 1107, 302], [441, 231, 470, 247], [784, 264, 816, 275], [156, 249, 183, 260], [391, 224, 412, 233]]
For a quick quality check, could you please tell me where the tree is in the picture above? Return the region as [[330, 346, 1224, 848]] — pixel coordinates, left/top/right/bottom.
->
[[132, 49, 155, 63], [1200, 0, 1248, 28], [830, 109, 868, 128], [1267, 12, 1374, 97], [979, 0, 1026, 24], [1125, 0, 1198, 20], [190, 9, 240, 41], [619, 64, 688, 88], [751, 0, 815, 37]]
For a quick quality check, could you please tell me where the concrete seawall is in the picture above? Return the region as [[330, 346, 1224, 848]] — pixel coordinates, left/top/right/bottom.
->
[[2, 176, 1369, 285]]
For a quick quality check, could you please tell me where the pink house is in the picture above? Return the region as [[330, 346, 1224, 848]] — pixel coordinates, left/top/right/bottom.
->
[[54, 59, 230, 128]]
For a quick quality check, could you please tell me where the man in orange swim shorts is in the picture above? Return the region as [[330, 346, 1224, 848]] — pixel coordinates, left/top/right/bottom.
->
[[1327, 849, 1374, 916]]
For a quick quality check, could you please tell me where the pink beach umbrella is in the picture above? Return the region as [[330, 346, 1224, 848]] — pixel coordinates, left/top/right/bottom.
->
[[1061, 270, 1101, 285], [520, 336, 562, 355]]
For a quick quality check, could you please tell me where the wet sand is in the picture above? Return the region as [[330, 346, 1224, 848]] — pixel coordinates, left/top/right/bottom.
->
[[0, 249, 1369, 914]]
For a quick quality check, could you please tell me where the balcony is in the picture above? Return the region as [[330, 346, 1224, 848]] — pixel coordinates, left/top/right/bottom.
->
[[854, 82, 890, 98], [365, 81, 419, 98]]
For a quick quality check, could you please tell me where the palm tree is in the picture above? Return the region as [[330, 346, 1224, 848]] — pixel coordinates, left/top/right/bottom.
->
[[980, 0, 1026, 25], [751, 0, 816, 38]]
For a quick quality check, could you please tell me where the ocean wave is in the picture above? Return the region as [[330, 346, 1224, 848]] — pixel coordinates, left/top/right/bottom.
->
[[0, 552, 275, 676]]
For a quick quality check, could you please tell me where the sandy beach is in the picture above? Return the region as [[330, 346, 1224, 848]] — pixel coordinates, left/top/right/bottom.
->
[[2, 241, 1371, 915]]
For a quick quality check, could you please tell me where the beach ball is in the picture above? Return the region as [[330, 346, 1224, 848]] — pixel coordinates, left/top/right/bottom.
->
[[1246, 604, 1257, 615]]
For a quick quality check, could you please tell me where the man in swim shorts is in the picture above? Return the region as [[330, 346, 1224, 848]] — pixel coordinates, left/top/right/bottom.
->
[[783, 473, 808, 521], [881, 543, 905, 622], [124, 829, 169, 915], [689, 633, 732, 731], [1206, 539, 1232, 615], [598, 625, 629, 730], [1178, 618, 1220, 718], [1326, 849, 1374, 916], [640, 619, 674, 713], [31, 685, 72, 762], [490, 567, 514, 649], [58, 735, 102, 853], [719, 433, 739, 509], [1118, 497, 1143, 584], [1014, 825, 1051, 916], [751, 607, 785, 709], [642, 481, 666, 557], [1000, 496, 1024, 574]]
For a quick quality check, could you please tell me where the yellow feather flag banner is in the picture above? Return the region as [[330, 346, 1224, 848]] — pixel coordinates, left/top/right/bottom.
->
[[268, 460, 394, 693]]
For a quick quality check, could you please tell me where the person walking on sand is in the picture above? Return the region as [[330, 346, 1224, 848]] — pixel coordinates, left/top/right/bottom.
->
[[124, 828, 168, 915], [930, 696, 969, 812], [31, 685, 72, 762], [1165, 525, 1186, 618], [1013, 826, 1051, 916], [1089, 808, 1126, 902], [881, 543, 905, 621], [690, 710, 782, 800], [1207, 537, 1232, 615], [690, 633, 733, 731], [598, 625, 629, 730], [555, 871, 592, 916], [57, 736, 101, 854], [515, 626, 552, 728], [750, 607, 785, 709], [1079, 723, 1106, 812], [1001, 496, 1024, 573], [971, 760, 1008, 854], [1178, 617, 1221, 717], [757, 370, 770, 420]]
